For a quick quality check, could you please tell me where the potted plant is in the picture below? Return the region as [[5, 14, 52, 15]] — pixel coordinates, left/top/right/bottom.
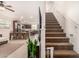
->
[[27, 38, 37, 58]]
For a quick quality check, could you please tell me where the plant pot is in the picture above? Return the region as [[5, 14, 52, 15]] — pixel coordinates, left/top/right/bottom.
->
[[28, 46, 39, 58]]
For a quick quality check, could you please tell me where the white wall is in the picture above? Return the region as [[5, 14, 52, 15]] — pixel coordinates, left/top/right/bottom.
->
[[46, 1, 54, 12], [0, 7, 14, 38], [46, 1, 79, 53], [6, 1, 44, 25]]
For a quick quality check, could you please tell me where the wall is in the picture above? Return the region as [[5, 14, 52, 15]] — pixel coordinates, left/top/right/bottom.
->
[[0, 7, 14, 39], [46, 1, 54, 12], [46, 1, 79, 53], [6, 1, 44, 25]]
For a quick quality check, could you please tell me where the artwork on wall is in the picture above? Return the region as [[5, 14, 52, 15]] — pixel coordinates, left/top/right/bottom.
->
[[0, 19, 10, 29]]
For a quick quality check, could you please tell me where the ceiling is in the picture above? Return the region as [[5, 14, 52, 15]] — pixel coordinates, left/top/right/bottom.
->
[[5, 1, 44, 24]]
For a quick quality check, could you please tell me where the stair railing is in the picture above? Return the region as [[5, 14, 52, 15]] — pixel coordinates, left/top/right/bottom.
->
[[38, 7, 42, 57]]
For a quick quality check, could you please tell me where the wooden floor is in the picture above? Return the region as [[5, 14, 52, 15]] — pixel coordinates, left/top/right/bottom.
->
[[0, 40, 26, 58]]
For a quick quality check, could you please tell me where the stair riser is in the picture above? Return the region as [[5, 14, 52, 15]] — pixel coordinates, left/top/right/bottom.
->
[[46, 24, 59, 25], [46, 45, 73, 50], [46, 22, 58, 23], [46, 20, 57, 22], [46, 27, 61, 28], [46, 26, 60, 28], [46, 29, 63, 32], [46, 39, 69, 43], [46, 34, 66, 37], [46, 53, 77, 58], [46, 16, 56, 18], [53, 55, 78, 58], [46, 22, 59, 24], [46, 24, 59, 26], [46, 20, 57, 21], [46, 24, 61, 27], [46, 17, 55, 19], [46, 23, 59, 24], [46, 27, 61, 29]]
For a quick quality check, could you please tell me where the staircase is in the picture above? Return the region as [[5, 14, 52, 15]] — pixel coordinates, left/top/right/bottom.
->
[[46, 13, 79, 58]]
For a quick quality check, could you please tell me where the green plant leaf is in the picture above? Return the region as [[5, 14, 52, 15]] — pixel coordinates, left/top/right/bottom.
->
[[27, 38, 38, 58]]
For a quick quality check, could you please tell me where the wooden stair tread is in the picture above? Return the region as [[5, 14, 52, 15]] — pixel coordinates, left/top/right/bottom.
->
[[46, 20, 57, 21], [46, 37, 68, 39], [46, 43, 72, 46], [46, 43, 73, 50], [46, 29, 63, 32], [54, 50, 78, 56], [46, 28, 62, 30], [46, 22, 58, 23], [46, 29, 62, 30], [46, 23, 59, 24], [46, 37, 69, 43], [46, 32, 65, 34], [46, 25, 60, 27], [46, 22, 60, 25], [46, 50, 78, 58], [46, 27, 61, 28], [46, 26, 61, 28]]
